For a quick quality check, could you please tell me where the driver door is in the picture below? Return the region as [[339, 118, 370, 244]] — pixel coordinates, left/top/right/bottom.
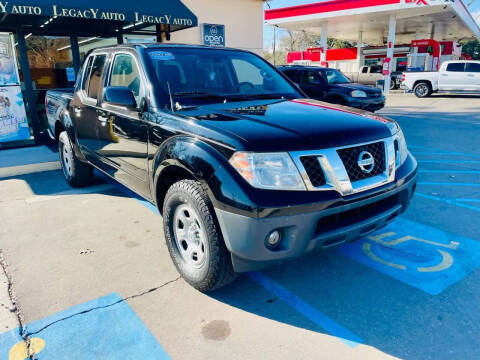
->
[[97, 52, 150, 198], [298, 70, 327, 100]]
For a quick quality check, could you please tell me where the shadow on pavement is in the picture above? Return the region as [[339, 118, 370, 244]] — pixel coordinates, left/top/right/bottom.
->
[[211, 244, 480, 360]]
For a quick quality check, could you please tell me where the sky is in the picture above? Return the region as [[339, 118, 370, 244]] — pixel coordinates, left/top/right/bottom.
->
[[263, 0, 480, 51]]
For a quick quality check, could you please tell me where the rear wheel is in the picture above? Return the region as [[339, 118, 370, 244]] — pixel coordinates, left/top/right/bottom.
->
[[163, 180, 236, 292], [58, 131, 93, 188], [413, 82, 432, 98]]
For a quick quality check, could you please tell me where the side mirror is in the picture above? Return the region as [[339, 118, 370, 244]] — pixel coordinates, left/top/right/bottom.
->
[[103, 86, 137, 109]]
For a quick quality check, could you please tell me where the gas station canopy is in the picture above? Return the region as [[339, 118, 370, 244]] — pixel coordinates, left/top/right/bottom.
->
[[265, 0, 480, 44]]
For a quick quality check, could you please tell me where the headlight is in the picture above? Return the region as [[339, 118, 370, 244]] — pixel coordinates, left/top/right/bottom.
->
[[351, 90, 367, 98], [229, 152, 306, 191], [395, 129, 408, 167]]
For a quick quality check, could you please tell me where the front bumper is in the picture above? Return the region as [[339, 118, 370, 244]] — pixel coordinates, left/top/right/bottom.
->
[[347, 96, 385, 112], [215, 154, 417, 272]]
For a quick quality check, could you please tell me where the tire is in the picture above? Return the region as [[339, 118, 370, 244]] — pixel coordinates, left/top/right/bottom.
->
[[58, 131, 93, 188], [390, 78, 397, 90], [163, 180, 237, 292], [413, 82, 432, 98]]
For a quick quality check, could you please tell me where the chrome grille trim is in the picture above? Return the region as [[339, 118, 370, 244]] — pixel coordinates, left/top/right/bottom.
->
[[290, 136, 396, 196]]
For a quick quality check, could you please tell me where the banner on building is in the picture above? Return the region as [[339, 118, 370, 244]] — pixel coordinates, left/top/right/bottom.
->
[[0, 86, 30, 143], [0, 33, 19, 86]]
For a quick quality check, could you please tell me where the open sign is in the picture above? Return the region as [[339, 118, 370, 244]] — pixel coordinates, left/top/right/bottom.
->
[[202, 23, 225, 48]]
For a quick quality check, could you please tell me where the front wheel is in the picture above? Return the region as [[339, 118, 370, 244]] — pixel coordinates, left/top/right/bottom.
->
[[58, 131, 93, 188], [390, 78, 397, 90], [413, 82, 432, 98], [163, 180, 237, 292]]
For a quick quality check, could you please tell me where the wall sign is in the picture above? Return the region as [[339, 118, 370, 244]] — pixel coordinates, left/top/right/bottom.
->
[[202, 24, 225, 48]]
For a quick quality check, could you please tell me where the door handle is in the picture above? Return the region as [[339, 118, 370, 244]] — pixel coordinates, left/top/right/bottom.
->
[[97, 110, 109, 124], [467, 74, 475, 77], [98, 115, 108, 124]]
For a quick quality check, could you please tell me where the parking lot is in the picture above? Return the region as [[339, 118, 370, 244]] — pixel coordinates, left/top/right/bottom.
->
[[1, 93, 480, 359]]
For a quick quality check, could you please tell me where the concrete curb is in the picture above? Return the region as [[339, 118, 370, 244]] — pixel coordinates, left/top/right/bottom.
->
[[0, 161, 61, 179]]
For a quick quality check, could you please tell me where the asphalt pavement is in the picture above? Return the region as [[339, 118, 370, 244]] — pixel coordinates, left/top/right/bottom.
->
[[1, 93, 479, 359]]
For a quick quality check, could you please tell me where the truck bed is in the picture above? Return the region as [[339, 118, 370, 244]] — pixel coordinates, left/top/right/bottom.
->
[[45, 88, 74, 139]]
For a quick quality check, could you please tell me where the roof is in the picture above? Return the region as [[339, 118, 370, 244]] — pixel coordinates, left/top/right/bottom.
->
[[0, 0, 197, 37], [89, 43, 257, 52], [265, 0, 480, 43], [277, 65, 329, 70]]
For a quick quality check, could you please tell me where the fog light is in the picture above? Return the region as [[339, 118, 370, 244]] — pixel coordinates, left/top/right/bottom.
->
[[266, 230, 281, 248]]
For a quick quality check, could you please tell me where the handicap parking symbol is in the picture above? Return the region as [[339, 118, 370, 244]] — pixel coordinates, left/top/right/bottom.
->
[[0, 293, 171, 359], [338, 218, 480, 295]]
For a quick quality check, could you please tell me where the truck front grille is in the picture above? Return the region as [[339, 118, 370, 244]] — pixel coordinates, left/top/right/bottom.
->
[[300, 156, 326, 187], [337, 141, 386, 182]]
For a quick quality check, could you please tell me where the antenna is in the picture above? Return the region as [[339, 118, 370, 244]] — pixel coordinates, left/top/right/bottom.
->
[[166, 81, 175, 112]]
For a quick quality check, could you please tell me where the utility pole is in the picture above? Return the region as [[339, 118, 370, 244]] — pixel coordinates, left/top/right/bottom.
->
[[273, 26, 276, 65]]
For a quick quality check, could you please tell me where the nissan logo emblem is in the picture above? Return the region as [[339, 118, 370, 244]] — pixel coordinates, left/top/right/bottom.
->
[[357, 151, 375, 173], [210, 26, 218, 35]]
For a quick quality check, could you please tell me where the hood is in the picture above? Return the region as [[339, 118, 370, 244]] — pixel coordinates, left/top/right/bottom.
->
[[179, 98, 396, 152]]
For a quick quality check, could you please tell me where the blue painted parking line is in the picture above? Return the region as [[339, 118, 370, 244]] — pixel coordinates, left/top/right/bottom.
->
[[412, 152, 480, 158], [417, 182, 480, 187], [337, 217, 480, 295], [415, 193, 480, 212], [0, 293, 170, 359], [248, 272, 363, 348], [417, 160, 480, 164], [409, 145, 480, 158], [419, 170, 480, 174]]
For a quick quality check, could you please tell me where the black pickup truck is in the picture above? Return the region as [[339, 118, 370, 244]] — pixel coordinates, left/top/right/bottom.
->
[[278, 65, 385, 112], [46, 44, 417, 292]]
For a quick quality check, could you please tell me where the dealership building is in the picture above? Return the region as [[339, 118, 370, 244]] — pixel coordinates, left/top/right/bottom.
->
[[0, 0, 263, 149]]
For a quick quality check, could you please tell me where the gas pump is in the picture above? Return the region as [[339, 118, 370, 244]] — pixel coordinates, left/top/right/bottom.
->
[[408, 39, 440, 71]]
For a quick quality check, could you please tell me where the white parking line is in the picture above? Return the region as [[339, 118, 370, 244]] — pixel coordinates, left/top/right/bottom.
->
[[24, 184, 116, 204]]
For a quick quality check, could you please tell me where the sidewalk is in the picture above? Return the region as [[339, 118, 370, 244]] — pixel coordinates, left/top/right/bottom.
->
[[0, 145, 60, 178]]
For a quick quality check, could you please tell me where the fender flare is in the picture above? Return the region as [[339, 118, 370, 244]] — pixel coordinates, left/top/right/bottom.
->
[[151, 136, 257, 215]]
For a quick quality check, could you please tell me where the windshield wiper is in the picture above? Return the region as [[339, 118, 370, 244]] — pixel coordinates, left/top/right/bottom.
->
[[173, 91, 225, 99], [225, 93, 289, 100]]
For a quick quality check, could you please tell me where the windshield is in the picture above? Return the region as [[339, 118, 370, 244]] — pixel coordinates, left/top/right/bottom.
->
[[323, 69, 352, 84], [145, 47, 301, 109]]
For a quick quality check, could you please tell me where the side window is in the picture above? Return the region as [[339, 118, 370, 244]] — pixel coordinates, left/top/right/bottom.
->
[[306, 71, 321, 85], [466, 62, 480, 73], [110, 54, 144, 102], [446, 63, 465, 72], [370, 66, 381, 74], [282, 70, 297, 82], [298, 70, 308, 85], [86, 54, 107, 99], [361, 67, 369, 74], [231, 59, 263, 86], [81, 56, 94, 92]]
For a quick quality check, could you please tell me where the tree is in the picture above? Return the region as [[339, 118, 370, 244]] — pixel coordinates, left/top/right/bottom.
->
[[460, 39, 480, 60], [278, 30, 355, 52]]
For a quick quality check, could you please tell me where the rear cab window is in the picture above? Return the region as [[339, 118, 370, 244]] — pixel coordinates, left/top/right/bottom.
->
[[466, 62, 480, 73], [80, 53, 107, 103], [446, 63, 465, 72]]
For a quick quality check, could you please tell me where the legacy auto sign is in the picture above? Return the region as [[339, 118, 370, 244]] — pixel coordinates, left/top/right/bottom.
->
[[202, 23, 225, 48]]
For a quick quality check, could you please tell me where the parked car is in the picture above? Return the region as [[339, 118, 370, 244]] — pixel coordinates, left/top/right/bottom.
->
[[278, 65, 385, 112], [46, 44, 417, 292], [402, 60, 480, 97], [345, 65, 402, 90]]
